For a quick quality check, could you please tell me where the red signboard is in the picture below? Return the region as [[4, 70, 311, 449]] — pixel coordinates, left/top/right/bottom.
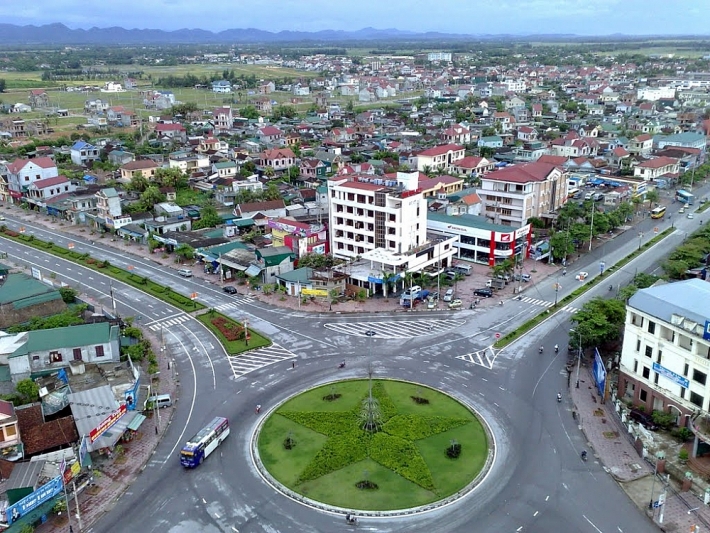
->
[[89, 404, 127, 443]]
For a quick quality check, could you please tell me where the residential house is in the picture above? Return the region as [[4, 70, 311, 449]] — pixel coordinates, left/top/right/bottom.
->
[[4, 157, 58, 203], [25, 176, 76, 207], [212, 161, 238, 179], [95, 187, 125, 229], [441, 125, 471, 145], [478, 162, 567, 226], [120, 159, 159, 182], [213, 107, 233, 133], [0, 269, 67, 329], [107, 150, 135, 166], [416, 144, 465, 172], [455, 156, 495, 176], [154, 123, 187, 142], [268, 218, 328, 258], [28, 90, 49, 108], [633, 156, 680, 182], [2, 322, 121, 383], [627, 134, 654, 156], [257, 126, 284, 144], [255, 246, 296, 284], [254, 98, 273, 114], [299, 158, 327, 180], [211, 80, 232, 93], [214, 175, 264, 206], [258, 148, 296, 172], [70, 141, 100, 167], [15, 403, 78, 458], [418, 174, 465, 198], [477, 136, 504, 149], [0, 400, 21, 460], [531, 103, 543, 119], [517, 126, 538, 142], [168, 152, 210, 175], [234, 199, 287, 220]]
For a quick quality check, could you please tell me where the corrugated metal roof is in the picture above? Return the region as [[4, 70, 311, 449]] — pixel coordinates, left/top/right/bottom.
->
[[628, 279, 710, 324], [0, 274, 62, 306], [5, 459, 45, 491], [68, 385, 119, 440], [10, 323, 116, 358]]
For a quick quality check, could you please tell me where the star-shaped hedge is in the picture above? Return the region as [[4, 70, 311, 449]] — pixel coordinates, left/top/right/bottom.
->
[[278, 382, 471, 492]]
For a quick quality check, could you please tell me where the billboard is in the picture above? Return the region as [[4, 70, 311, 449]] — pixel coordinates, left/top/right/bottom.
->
[[89, 404, 127, 443], [301, 288, 328, 297], [5, 476, 63, 525], [593, 348, 607, 398], [704, 320, 710, 341]]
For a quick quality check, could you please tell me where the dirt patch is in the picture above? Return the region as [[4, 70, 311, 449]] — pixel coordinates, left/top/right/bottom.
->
[[86, 485, 103, 496], [603, 431, 620, 439], [594, 409, 605, 417]]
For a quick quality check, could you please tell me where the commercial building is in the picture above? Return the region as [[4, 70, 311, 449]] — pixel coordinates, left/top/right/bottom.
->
[[618, 280, 710, 435]]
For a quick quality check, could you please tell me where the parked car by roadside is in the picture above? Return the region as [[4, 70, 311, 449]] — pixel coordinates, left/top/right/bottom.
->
[[448, 299, 463, 309], [629, 409, 658, 431], [474, 288, 494, 298]]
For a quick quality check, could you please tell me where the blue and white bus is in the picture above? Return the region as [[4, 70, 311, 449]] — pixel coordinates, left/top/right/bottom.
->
[[676, 189, 695, 205], [180, 417, 230, 468]]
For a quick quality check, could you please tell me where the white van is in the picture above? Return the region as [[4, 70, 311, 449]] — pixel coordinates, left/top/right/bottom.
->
[[402, 286, 422, 300], [453, 264, 472, 276], [146, 394, 172, 409], [177, 268, 193, 277]]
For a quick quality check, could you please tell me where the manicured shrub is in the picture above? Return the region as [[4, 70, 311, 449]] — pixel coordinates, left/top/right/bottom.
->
[[383, 415, 470, 441]]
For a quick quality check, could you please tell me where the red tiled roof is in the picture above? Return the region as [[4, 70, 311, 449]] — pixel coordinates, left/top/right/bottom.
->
[[456, 156, 486, 169], [340, 181, 384, 192], [612, 147, 629, 157], [635, 134, 652, 142], [16, 404, 79, 456], [637, 156, 678, 169], [32, 175, 69, 189], [122, 159, 159, 171], [262, 148, 296, 160], [238, 199, 285, 212], [537, 155, 568, 165], [418, 144, 464, 157], [484, 162, 559, 184], [0, 400, 14, 417], [155, 123, 185, 131], [259, 126, 283, 136], [6, 156, 56, 174]]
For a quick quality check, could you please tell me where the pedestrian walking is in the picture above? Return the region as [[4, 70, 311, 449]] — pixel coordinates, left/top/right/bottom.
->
[[292, 361, 295, 369], [255, 404, 261, 414]]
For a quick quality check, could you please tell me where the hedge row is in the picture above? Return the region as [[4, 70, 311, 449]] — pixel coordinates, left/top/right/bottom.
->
[[371, 381, 398, 422], [369, 433, 435, 491], [297, 430, 370, 482], [383, 415, 471, 441], [279, 411, 357, 436]]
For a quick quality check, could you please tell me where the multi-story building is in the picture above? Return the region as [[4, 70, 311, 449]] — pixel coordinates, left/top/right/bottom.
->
[[4, 157, 58, 203], [618, 279, 710, 433], [478, 162, 567, 226], [327, 172, 457, 295], [70, 140, 100, 167], [633, 156, 680, 182], [415, 144, 465, 173], [213, 106, 233, 133]]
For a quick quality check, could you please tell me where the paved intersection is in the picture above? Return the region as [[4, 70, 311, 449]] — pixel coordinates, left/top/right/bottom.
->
[[323, 318, 466, 338]]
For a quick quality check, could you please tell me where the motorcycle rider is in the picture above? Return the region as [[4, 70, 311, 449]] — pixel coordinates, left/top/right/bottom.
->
[[581, 450, 588, 460], [557, 392, 562, 402], [539, 345, 544, 354], [554, 344, 559, 353]]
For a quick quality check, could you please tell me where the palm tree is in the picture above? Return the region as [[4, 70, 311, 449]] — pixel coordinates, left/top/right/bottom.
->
[[645, 189, 660, 209], [402, 271, 415, 309], [381, 271, 396, 298]]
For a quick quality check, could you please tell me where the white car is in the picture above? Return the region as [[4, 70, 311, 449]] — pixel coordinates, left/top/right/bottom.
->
[[687, 213, 694, 219], [575, 272, 589, 281], [427, 298, 437, 309], [443, 289, 455, 302]]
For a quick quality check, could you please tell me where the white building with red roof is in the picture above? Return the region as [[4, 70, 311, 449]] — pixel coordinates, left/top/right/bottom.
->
[[454, 156, 495, 176], [441, 125, 471, 145], [257, 126, 284, 144], [258, 148, 296, 171], [25, 175, 75, 207], [633, 156, 680, 181], [4, 157, 58, 202], [415, 144, 465, 172], [479, 162, 567, 226]]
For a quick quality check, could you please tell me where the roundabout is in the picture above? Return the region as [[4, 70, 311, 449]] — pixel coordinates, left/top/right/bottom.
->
[[252, 378, 494, 514]]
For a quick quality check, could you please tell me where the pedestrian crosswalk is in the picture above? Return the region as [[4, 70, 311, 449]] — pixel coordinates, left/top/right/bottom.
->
[[228, 343, 296, 379], [457, 347, 501, 370], [517, 296, 579, 314], [213, 295, 256, 312], [323, 319, 466, 339], [146, 314, 191, 331]]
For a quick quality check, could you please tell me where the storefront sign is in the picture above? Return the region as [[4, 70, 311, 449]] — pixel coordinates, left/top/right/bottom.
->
[[89, 404, 127, 443], [653, 362, 690, 388], [301, 288, 328, 297], [704, 320, 710, 341], [5, 476, 63, 525]]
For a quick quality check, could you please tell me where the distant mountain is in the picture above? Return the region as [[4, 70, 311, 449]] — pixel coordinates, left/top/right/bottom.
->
[[0, 23, 582, 45]]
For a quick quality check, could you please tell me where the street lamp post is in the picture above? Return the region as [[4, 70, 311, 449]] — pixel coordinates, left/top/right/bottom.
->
[[570, 329, 582, 388], [648, 451, 665, 513], [638, 232, 644, 250], [588, 202, 595, 252], [365, 330, 376, 361]]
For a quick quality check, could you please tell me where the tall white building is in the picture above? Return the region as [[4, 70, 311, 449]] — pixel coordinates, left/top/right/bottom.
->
[[327, 172, 457, 294], [618, 279, 710, 431]]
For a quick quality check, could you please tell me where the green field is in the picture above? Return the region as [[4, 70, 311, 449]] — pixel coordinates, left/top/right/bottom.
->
[[257, 379, 489, 511]]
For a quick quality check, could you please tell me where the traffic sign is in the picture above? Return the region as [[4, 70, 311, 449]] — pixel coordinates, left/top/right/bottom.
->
[[190, 292, 198, 300], [654, 227, 659, 234], [68, 242, 74, 249], [495, 332, 501, 339]]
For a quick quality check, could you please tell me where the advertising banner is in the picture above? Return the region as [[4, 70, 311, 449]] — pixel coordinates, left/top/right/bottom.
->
[[5, 476, 63, 525], [301, 288, 328, 297], [593, 348, 607, 398], [89, 404, 127, 443]]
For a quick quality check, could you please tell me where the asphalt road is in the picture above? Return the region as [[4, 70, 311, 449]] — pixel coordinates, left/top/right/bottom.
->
[[1, 186, 706, 533]]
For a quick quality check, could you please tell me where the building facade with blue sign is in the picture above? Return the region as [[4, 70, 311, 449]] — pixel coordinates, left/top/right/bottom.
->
[[619, 279, 710, 433]]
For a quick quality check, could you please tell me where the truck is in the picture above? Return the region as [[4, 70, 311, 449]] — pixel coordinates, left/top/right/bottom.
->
[[400, 289, 429, 308]]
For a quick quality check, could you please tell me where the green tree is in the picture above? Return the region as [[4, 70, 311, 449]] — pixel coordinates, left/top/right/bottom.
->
[[127, 172, 149, 193], [287, 165, 300, 182], [549, 231, 574, 262], [155, 167, 187, 189], [175, 243, 195, 262], [0, 79, 5, 93], [58, 286, 77, 303], [191, 205, 222, 229], [139, 186, 165, 211], [239, 106, 260, 120], [645, 188, 660, 208], [16, 379, 39, 403], [571, 298, 627, 348]]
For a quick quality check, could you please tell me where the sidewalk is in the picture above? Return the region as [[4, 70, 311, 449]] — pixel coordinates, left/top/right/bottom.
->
[[32, 325, 178, 533], [572, 366, 710, 532]]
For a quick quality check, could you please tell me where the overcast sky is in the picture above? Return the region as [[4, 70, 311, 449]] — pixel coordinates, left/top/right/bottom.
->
[[1, 0, 708, 36]]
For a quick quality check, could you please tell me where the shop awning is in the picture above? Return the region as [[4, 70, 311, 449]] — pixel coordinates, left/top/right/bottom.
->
[[126, 413, 146, 431]]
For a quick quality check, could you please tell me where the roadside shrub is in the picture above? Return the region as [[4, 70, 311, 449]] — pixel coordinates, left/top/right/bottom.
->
[[671, 427, 693, 442], [383, 415, 470, 441], [446, 442, 462, 459], [369, 433, 435, 491], [297, 431, 370, 482], [211, 316, 245, 341], [652, 410, 676, 430], [679, 448, 689, 461]]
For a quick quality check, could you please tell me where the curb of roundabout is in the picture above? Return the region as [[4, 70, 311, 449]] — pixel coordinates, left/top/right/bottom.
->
[[249, 377, 497, 519]]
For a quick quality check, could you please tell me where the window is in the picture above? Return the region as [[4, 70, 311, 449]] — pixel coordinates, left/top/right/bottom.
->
[[654, 373, 659, 385], [648, 321, 656, 334], [684, 363, 690, 377], [657, 350, 662, 363], [5, 425, 16, 437], [642, 366, 650, 379], [49, 351, 62, 363], [644, 346, 652, 358], [95, 345, 105, 357], [690, 391, 704, 409], [636, 339, 641, 352], [640, 389, 647, 402], [633, 360, 638, 373], [73, 348, 82, 361], [693, 369, 707, 386]]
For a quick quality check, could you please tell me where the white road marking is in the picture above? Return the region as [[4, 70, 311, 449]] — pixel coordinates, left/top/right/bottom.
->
[[583, 515, 603, 533]]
